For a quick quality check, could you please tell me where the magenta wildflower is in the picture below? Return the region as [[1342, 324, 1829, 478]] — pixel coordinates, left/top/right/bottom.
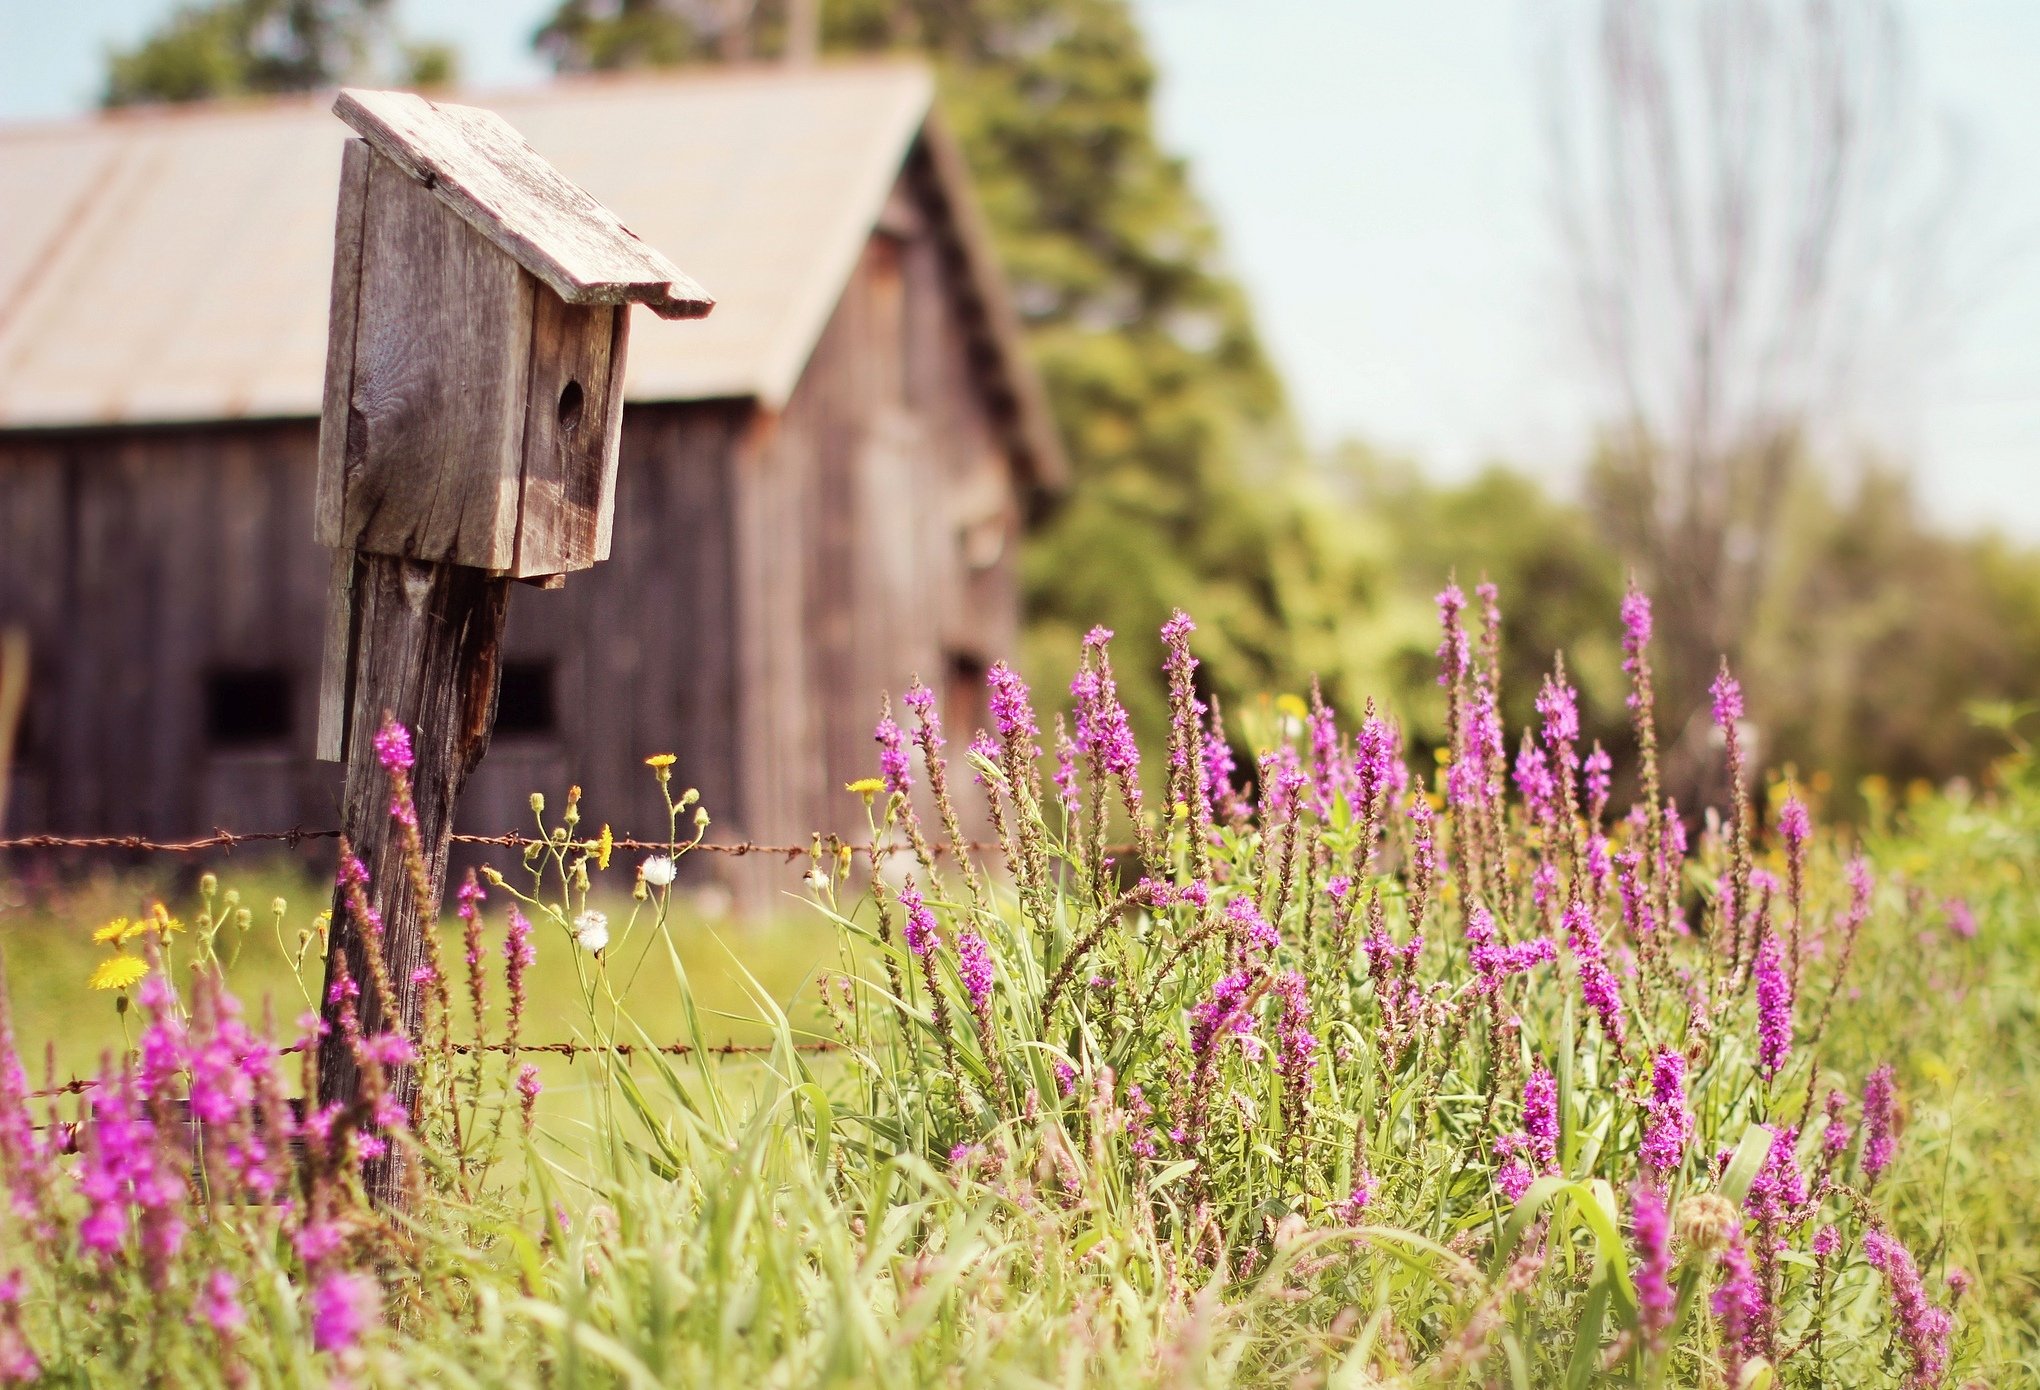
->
[[1513, 732, 1557, 826], [1745, 1125, 1807, 1233], [1448, 686, 1503, 809], [1630, 1183, 1675, 1351], [1813, 1224, 1840, 1259], [1071, 629, 1141, 783], [310, 1271, 379, 1354], [1269, 970, 1318, 1089], [1201, 701, 1241, 819], [1710, 669, 1744, 729], [516, 1063, 541, 1130], [896, 878, 941, 957], [0, 1271, 37, 1384], [1464, 905, 1555, 996], [1754, 931, 1794, 1080], [1339, 1171, 1378, 1222], [1354, 713, 1396, 807], [1226, 894, 1281, 957], [1189, 972, 1256, 1060], [371, 717, 413, 773], [1536, 671, 1580, 751], [874, 710, 912, 798], [1863, 1062, 1899, 1185], [200, 1269, 246, 1333], [1564, 900, 1627, 1048], [956, 930, 994, 1018], [1307, 698, 1343, 816], [1778, 795, 1811, 851], [1523, 1065, 1559, 1167], [1944, 898, 1977, 941], [1712, 1230, 1764, 1382], [986, 662, 1039, 745], [1863, 1229, 1953, 1388], [967, 730, 1000, 787], [1620, 590, 1653, 677], [1583, 743, 1612, 824], [1639, 1048, 1693, 1181], [1435, 584, 1470, 687], [1052, 1060, 1078, 1097], [1497, 1063, 1562, 1201]]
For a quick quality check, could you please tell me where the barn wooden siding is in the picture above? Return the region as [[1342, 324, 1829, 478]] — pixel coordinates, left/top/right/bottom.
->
[[0, 158, 1022, 874]]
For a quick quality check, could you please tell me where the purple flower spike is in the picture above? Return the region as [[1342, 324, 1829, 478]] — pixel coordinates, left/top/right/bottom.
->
[[1862, 1063, 1899, 1184], [874, 711, 912, 798], [1536, 672, 1580, 750], [1864, 1230, 1952, 1388], [986, 662, 1039, 744], [310, 1271, 378, 1354], [957, 930, 994, 1018], [1639, 1048, 1693, 1180], [371, 718, 413, 774], [1710, 669, 1744, 729], [897, 878, 942, 958], [1631, 1184, 1674, 1350], [1754, 932, 1793, 1080]]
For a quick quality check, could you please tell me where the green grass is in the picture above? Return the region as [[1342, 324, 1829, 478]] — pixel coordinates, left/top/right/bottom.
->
[[0, 855, 840, 1087]]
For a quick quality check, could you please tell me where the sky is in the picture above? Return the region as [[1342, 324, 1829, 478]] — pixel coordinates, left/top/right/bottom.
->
[[3, 0, 2037, 538]]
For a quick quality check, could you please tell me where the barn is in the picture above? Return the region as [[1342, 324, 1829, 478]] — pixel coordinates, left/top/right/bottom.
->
[[0, 62, 1065, 868]]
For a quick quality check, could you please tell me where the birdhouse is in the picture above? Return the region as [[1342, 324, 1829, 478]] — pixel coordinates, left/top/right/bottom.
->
[[313, 88, 714, 581]]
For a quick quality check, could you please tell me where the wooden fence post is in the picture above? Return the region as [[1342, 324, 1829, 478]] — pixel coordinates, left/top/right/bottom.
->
[[310, 88, 710, 1207]]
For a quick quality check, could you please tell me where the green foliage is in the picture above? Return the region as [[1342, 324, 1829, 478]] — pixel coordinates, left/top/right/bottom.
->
[[102, 0, 454, 108], [533, 0, 1394, 759]]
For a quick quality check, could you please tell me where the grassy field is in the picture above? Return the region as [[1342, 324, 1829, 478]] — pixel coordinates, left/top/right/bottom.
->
[[2, 710, 2036, 1385]]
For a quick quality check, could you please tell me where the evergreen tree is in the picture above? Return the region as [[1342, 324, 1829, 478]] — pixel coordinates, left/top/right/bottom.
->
[[537, 0, 1389, 742], [103, 0, 454, 108]]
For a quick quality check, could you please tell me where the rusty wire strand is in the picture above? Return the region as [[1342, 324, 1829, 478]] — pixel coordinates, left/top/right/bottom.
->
[[27, 1037, 848, 1101]]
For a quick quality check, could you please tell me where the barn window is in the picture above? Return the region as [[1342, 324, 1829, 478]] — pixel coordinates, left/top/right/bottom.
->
[[496, 660, 557, 738], [945, 652, 989, 742], [205, 668, 293, 748]]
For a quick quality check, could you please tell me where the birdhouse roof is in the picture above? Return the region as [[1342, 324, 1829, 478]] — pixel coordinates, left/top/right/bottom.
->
[[332, 87, 712, 321], [0, 62, 1065, 492]]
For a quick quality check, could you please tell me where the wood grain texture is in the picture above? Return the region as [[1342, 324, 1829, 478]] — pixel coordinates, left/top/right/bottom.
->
[[510, 296, 620, 577], [334, 89, 714, 321], [314, 140, 372, 548], [342, 150, 533, 569], [318, 551, 511, 1208]]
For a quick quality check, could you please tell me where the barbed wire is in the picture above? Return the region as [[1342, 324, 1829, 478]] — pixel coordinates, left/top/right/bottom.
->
[[0, 828, 1028, 858], [25, 1036, 849, 1102]]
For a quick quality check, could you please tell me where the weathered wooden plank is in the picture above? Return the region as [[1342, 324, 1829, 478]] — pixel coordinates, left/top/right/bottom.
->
[[314, 140, 372, 548], [316, 547, 360, 762], [591, 306, 631, 565], [510, 297, 620, 577], [341, 149, 533, 569], [319, 552, 511, 1207], [333, 89, 714, 320]]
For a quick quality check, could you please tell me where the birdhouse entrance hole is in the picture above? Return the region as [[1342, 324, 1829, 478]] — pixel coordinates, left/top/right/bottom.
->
[[557, 379, 584, 433]]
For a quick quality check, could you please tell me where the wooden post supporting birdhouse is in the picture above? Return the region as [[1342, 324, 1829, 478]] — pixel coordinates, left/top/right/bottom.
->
[[311, 88, 712, 1205]]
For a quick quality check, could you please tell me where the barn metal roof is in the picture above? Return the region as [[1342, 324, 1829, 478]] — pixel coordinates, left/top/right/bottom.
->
[[0, 62, 1064, 487]]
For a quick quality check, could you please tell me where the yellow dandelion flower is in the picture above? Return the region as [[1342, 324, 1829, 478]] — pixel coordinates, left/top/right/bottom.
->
[[845, 777, 886, 802], [92, 917, 133, 945], [147, 902, 185, 934], [644, 753, 677, 769], [89, 954, 149, 992], [1274, 693, 1309, 721], [595, 823, 614, 871]]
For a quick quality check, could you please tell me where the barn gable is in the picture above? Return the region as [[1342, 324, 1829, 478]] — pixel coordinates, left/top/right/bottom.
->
[[0, 62, 1063, 497]]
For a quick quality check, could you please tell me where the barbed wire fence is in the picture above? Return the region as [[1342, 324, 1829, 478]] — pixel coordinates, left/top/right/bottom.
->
[[0, 823, 993, 1101]]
